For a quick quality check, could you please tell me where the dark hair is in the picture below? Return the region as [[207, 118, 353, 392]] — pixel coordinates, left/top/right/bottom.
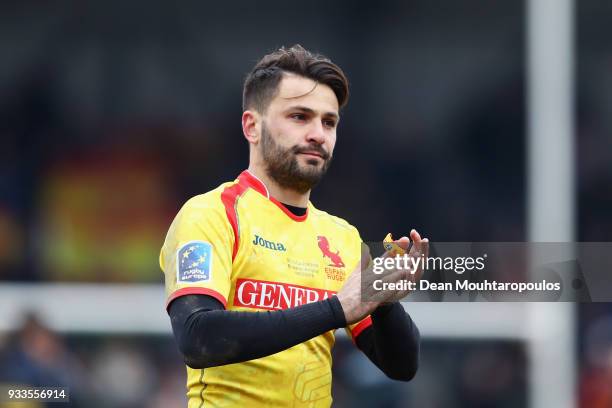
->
[[242, 44, 349, 113]]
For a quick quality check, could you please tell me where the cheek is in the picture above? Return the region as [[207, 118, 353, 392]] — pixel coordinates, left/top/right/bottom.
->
[[327, 133, 337, 152], [264, 124, 291, 149], [275, 122, 302, 144]]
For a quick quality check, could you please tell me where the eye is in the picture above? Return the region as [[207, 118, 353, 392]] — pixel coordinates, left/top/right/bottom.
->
[[323, 119, 337, 128], [291, 113, 307, 121]]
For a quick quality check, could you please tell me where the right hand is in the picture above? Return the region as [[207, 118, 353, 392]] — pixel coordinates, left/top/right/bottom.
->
[[336, 230, 429, 325]]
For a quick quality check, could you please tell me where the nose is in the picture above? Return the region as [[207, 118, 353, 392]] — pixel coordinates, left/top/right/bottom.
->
[[306, 121, 326, 145]]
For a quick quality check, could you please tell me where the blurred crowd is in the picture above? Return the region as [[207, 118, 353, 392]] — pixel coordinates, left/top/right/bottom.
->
[[0, 313, 529, 408], [0, 313, 185, 407], [0, 309, 609, 407]]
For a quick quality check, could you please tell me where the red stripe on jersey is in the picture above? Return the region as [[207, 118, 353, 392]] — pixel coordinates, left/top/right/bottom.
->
[[240, 170, 269, 196], [221, 180, 248, 261], [270, 196, 308, 222], [350, 316, 373, 341], [239, 170, 309, 222], [166, 287, 228, 309]]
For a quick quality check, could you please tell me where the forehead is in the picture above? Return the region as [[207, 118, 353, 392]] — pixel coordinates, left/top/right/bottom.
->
[[268, 74, 339, 114]]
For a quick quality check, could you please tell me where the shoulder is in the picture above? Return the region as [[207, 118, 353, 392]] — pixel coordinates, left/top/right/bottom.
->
[[179, 181, 237, 215], [309, 205, 361, 239], [170, 180, 242, 231]]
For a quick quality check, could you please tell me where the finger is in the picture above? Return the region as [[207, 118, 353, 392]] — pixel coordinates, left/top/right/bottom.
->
[[414, 238, 429, 280], [421, 238, 429, 258], [395, 236, 410, 252], [409, 229, 422, 255]]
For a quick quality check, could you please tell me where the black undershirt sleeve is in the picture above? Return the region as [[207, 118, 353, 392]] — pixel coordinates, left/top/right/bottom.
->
[[354, 302, 420, 381], [169, 295, 419, 381], [168, 294, 346, 369]]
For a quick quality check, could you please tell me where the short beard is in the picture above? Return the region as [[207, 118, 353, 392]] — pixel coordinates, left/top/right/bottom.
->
[[260, 122, 332, 194]]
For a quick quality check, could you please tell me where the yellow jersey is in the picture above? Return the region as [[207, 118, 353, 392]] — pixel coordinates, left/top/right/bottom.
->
[[160, 170, 372, 407]]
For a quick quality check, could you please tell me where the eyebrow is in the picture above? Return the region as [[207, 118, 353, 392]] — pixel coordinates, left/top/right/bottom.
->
[[286, 106, 340, 121]]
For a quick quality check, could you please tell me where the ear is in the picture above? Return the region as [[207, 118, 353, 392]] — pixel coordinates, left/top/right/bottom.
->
[[242, 110, 261, 145]]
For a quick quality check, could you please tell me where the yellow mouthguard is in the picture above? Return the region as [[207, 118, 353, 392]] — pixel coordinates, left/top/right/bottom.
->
[[383, 233, 406, 255]]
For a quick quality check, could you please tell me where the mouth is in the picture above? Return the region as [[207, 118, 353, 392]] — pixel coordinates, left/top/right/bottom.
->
[[298, 151, 324, 159]]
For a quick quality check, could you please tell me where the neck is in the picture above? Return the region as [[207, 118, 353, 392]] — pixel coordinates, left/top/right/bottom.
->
[[247, 165, 310, 208]]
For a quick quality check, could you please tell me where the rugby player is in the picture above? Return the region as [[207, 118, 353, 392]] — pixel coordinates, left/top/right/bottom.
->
[[160, 44, 427, 407]]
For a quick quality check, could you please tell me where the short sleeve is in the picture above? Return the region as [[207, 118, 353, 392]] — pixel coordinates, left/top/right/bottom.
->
[[160, 194, 234, 309]]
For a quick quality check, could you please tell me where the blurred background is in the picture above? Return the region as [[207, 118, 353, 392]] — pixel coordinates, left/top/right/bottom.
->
[[1, 0, 611, 407]]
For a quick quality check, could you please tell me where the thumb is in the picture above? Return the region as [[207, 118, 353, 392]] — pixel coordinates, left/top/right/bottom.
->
[[359, 242, 373, 271]]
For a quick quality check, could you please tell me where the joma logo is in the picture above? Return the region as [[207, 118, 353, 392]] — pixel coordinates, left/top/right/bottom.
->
[[252, 234, 286, 251]]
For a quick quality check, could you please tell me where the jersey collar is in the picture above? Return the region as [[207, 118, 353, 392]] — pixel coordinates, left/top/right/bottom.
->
[[238, 170, 309, 222]]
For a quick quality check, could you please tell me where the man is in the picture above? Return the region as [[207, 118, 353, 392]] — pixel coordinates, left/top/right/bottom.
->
[[160, 45, 427, 407]]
